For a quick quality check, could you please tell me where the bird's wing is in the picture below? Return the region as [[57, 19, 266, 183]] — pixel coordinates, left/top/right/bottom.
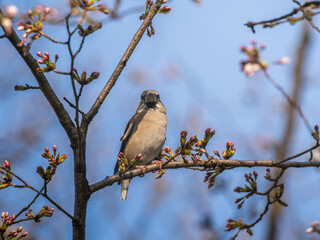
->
[[114, 109, 142, 174]]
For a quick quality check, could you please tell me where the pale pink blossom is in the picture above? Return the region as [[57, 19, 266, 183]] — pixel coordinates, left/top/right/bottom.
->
[[276, 56, 290, 65], [4, 5, 18, 18], [243, 63, 261, 76]]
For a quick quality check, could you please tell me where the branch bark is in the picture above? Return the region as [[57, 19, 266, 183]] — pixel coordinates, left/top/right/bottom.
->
[[89, 159, 320, 193], [0, 9, 77, 144]]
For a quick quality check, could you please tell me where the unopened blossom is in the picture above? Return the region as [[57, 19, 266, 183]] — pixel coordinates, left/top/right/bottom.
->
[[4, 5, 18, 18]]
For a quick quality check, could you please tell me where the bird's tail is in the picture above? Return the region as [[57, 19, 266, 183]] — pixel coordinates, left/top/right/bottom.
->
[[120, 179, 131, 200]]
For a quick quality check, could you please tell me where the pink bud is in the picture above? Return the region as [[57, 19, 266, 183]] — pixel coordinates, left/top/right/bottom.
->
[[44, 51, 49, 57], [159, 6, 171, 14], [17, 226, 23, 232], [4, 160, 10, 168], [44, 7, 50, 14], [36, 52, 42, 57], [37, 59, 44, 64], [17, 26, 25, 31], [240, 45, 246, 52], [22, 33, 28, 38], [26, 29, 32, 34], [45, 146, 49, 152], [226, 141, 234, 147], [21, 232, 28, 237]]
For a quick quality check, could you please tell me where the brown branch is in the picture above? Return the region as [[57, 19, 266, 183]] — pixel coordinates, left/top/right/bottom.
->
[[89, 159, 320, 193], [0, 8, 77, 144], [292, 0, 320, 33], [81, 0, 165, 132], [246, 1, 320, 33]]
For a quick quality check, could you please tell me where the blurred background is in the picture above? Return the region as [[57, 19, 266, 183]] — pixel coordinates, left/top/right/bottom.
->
[[1, 0, 320, 239]]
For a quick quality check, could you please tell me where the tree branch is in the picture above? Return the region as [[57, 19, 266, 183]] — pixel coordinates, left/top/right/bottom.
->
[[0, 8, 77, 144], [89, 159, 320, 193], [81, 0, 164, 132]]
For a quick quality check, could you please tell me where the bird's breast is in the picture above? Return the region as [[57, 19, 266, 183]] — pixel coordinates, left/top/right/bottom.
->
[[124, 109, 167, 165]]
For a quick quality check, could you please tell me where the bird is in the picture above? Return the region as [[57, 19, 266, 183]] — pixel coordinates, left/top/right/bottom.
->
[[114, 90, 167, 200]]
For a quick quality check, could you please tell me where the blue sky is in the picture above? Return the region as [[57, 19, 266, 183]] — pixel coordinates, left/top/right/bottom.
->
[[1, 0, 320, 239]]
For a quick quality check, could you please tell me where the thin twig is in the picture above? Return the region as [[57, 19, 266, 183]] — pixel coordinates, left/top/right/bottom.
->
[[63, 97, 85, 115], [263, 69, 312, 132], [73, 35, 86, 58], [276, 143, 319, 164], [1, 168, 74, 220], [53, 69, 70, 75], [0, 8, 77, 143], [15, 186, 45, 218], [292, 0, 320, 33], [39, 31, 68, 44]]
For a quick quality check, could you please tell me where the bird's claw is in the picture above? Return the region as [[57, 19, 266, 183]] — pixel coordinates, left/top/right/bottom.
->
[[152, 160, 164, 170], [136, 165, 147, 177]]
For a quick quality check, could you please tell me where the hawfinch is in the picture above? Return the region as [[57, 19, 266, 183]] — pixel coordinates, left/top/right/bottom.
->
[[115, 90, 167, 200]]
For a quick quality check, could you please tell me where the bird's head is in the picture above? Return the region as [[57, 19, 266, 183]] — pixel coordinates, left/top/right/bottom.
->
[[141, 90, 160, 109]]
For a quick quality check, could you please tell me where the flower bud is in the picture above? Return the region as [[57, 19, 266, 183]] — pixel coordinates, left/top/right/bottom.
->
[[5, 5, 18, 18], [44, 7, 50, 14], [159, 6, 171, 14], [17, 26, 25, 31]]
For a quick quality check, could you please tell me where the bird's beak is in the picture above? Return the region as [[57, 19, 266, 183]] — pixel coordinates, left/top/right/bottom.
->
[[145, 92, 157, 108]]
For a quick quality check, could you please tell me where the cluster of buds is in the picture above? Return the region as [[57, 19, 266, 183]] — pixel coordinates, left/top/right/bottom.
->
[[222, 141, 236, 159], [306, 221, 320, 234], [224, 218, 252, 236], [75, 0, 109, 13], [139, 0, 171, 37], [86, 3, 109, 14], [5, 226, 28, 239], [25, 206, 54, 223], [36, 51, 58, 73], [175, 130, 198, 162], [240, 39, 267, 76], [195, 128, 216, 156], [117, 152, 143, 172], [240, 40, 291, 76], [312, 124, 319, 143], [78, 22, 102, 37], [163, 146, 174, 160], [0, 212, 27, 239], [72, 69, 100, 85], [233, 171, 258, 209], [0, 160, 12, 189], [203, 167, 224, 188], [16, 6, 50, 54], [37, 146, 67, 180], [1, 212, 15, 227]]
